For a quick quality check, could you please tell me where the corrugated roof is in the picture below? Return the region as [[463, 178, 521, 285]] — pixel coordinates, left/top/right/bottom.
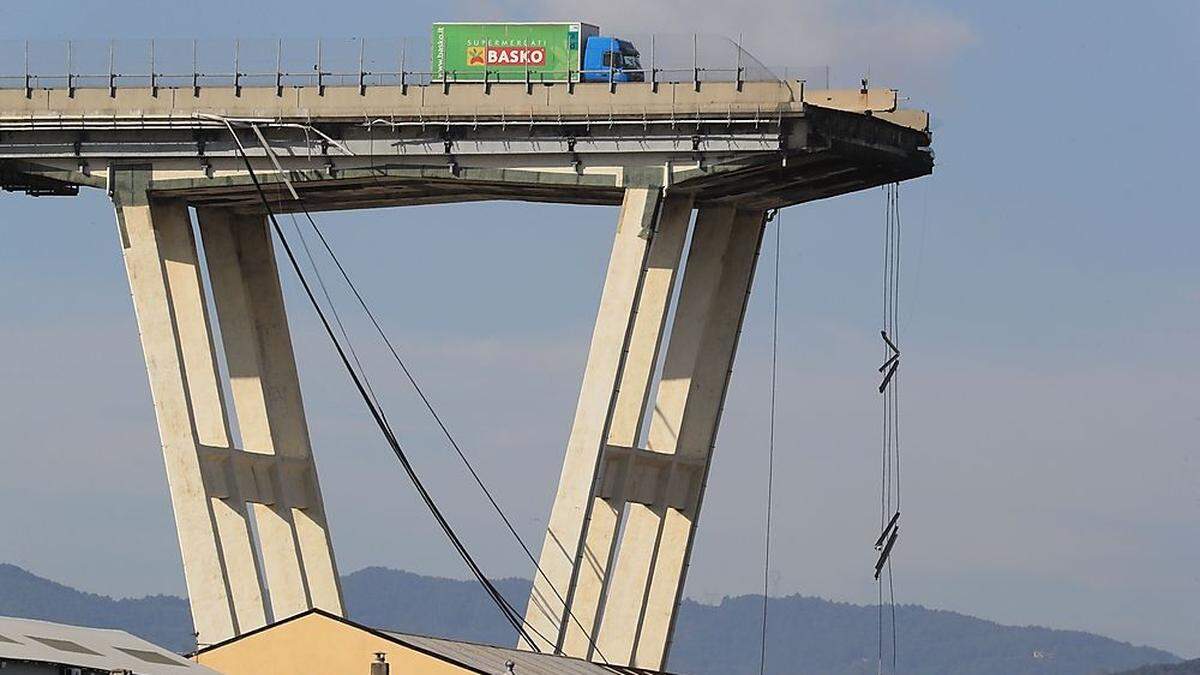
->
[[0, 616, 218, 674], [384, 630, 676, 675]]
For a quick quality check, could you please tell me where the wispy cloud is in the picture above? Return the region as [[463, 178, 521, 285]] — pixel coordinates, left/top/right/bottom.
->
[[499, 0, 974, 82]]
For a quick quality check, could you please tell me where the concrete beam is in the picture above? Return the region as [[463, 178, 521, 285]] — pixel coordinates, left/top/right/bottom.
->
[[115, 182, 343, 643], [116, 196, 257, 643], [593, 502, 665, 662], [524, 186, 662, 653], [198, 207, 344, 620], [523, 196, 764, 669], [0, 81, 801, 122], [802, 88, 898, 114], [636, 207, 766, 669], [525, 188, 695, 656], [563, 193, 692, 660]]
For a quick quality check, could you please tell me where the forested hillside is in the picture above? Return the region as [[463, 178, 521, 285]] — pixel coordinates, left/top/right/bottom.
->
[[0, 564, 1178, 675]]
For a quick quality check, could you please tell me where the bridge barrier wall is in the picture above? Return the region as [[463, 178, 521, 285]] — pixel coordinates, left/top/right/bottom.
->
[[0, 35, 833, 92]]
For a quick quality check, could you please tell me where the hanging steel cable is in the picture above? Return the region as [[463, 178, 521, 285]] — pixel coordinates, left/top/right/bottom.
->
[[758, 207, 783, 675], [291, 207, 613, 662], [890, 185, 902, 672], [218, 122, 544, 650], [286, 212, 388, 423], [223, 116, 614, 660], [875, 182, 903, 673], [274, 181, 565, 650]]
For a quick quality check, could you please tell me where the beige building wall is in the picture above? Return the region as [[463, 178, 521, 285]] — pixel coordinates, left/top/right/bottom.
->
[[196, 613, 467, 675]]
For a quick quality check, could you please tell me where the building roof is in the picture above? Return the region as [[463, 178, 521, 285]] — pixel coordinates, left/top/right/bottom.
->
[[385, 629, 672, 675], [0, 616, 218, 674], [197, 608, 678, 675]]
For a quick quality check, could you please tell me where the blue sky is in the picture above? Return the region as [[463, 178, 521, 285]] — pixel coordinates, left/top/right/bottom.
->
[[0, 0, 1197, 659]]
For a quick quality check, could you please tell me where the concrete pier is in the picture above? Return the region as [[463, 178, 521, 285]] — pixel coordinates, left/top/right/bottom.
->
[[0, 77, 932, 661]]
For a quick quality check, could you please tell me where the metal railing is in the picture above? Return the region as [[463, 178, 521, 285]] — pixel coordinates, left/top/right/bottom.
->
[[0, 36, 837, 96]]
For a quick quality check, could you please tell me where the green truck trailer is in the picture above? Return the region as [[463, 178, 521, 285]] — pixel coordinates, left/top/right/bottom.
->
[[431, 22, 643, 83]]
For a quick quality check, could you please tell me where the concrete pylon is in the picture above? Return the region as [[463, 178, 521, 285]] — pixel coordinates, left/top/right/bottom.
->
[[113, 172, 342, 646], [524, 189, 765, 670]]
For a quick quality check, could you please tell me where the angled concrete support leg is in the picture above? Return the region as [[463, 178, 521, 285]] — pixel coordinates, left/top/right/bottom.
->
[[634, 206, 767, 669], [115, 192, 265, 645], [115, 167, 342, 645], [197, 207, 343, 621], [523, 196, 765, 668], [524, 188, 692, 655]]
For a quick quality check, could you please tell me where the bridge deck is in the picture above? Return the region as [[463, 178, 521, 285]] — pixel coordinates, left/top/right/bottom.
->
[[0, 81, 932, 211]]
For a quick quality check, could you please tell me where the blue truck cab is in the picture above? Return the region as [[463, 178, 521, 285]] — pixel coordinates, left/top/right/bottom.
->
[[581, 36, 645, 82]]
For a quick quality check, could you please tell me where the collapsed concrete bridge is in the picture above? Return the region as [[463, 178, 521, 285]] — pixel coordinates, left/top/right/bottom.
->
[[0, 54, 931, 670]]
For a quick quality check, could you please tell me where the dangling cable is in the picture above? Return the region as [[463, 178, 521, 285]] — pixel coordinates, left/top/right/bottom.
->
[[891, 185, 902, 518], [876, 184, 891, 675], [287, 212, 388, 424], [759, 207, 782, 675], [218, 120, 542, 650], [220, 117, 615, 660], [230, 118, 612, 660], [292, 208, 612, 662], [889, 185, 902, 673], [874, 183, 903, 673]]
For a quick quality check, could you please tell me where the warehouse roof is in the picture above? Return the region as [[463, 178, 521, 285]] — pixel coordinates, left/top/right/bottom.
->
[[0, 616, 218, 674], [384, 629, 670, 675]]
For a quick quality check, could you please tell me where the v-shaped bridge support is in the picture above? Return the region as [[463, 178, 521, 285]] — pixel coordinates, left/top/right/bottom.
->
[[112, 167, 342, 647], [524, 186, 767, 669]]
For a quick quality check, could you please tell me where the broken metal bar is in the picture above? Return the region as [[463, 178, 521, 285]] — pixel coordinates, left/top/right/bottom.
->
[[878, 358, 899, 394], [249, 124, 300, 200], [881, 330, 900, 356], [874, 526, 899, 580], [874, 511, 900, 550]]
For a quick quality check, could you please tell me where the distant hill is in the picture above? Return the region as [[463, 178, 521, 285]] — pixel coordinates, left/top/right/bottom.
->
[[1112, 661, 1200, 675], [667, 594, 1177, 675], [0, 564, 191, 652], [0, 563, 1178, 675]]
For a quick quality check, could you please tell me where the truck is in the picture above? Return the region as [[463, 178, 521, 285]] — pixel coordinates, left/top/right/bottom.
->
[[431, 22, 644, 83]]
